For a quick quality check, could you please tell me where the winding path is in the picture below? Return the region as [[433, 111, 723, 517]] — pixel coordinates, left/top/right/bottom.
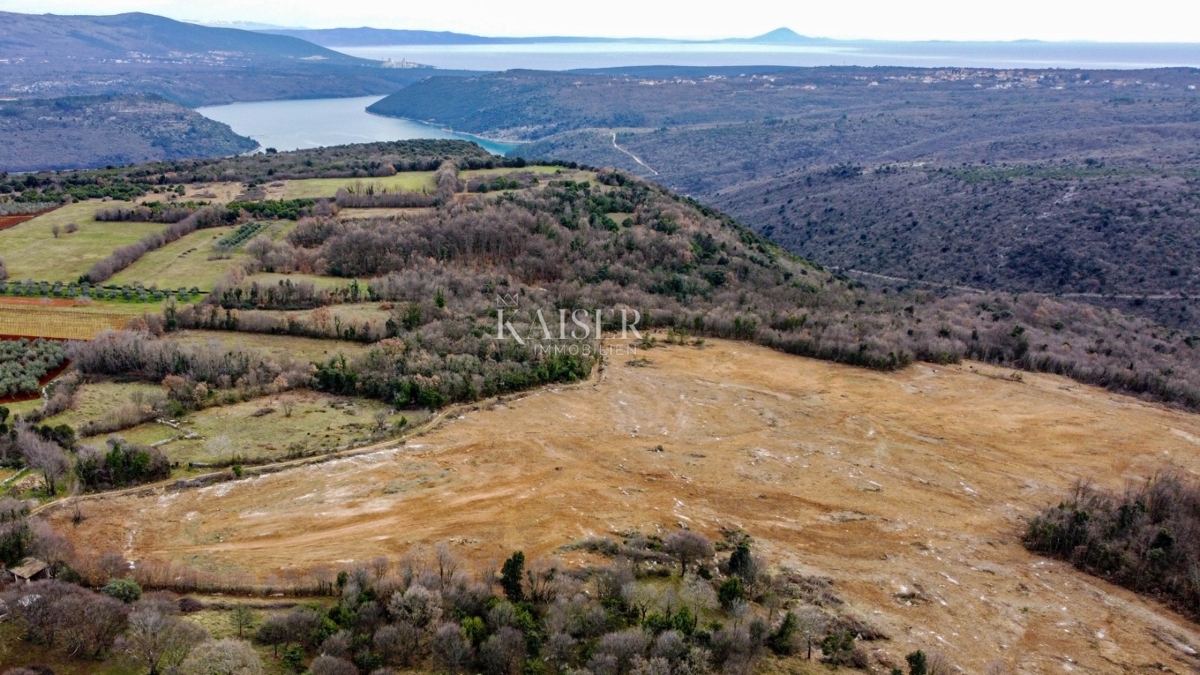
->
[[610, 132, 659, 176]]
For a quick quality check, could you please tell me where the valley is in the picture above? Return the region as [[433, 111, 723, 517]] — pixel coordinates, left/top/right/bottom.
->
[[369, 67, 1200, 329]]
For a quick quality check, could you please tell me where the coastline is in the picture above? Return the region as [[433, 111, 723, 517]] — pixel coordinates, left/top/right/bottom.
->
[[362, 108, 524, 153]]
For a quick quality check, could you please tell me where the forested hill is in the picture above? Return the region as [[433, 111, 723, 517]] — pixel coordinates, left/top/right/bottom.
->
[[0, 11, 481, 106], [369, 66, 1200, 329], [0, 11, 361, 62], [0, 95, 258, 173]]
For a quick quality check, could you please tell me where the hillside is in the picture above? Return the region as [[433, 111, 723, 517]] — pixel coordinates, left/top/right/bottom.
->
[[0, 11, 480, 106], [42, 339, 1200, 672], [717, 163, 1200, 329], [370, 66, 1200, 328], [2, 142, 1200, 673], [0, 11, 362, 62], [0, 94, 258, 172]]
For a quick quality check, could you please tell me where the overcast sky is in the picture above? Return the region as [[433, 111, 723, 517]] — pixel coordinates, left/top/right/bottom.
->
[[5, 0, 1199, 42]]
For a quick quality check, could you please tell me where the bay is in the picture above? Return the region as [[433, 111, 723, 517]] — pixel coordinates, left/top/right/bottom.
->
[[195, 96, 520, 155]]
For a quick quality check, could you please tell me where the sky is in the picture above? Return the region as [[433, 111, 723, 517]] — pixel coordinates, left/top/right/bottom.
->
[[4, 0, 1199, 42]]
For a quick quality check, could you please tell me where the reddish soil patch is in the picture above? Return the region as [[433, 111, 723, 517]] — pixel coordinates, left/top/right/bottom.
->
[[0, 206, 58, 231], [0, 296, 84, 308]]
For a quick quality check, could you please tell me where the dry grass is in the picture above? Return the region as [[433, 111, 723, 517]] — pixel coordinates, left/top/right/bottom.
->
[[161, 329, 371, 361], [49, 337, 1200, 671], [0, 304, 133, 339], [42, 380, 163, 430]]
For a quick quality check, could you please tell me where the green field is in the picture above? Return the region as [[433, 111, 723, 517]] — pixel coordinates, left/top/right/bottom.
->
[[0, 202, 165, 281], [245, 272, 348, 290], [109, 226, 244, 290], [284, 172, 436, 199], [461, 165, 567, 180], [113, 389, 423, 464], [282, 166, 571, 199], [43, 381, 164, 431]]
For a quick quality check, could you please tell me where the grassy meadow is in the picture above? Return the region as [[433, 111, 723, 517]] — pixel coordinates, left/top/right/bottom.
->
[[108, 225, 245, 290], [103, 389, 422, 464], [0, 202, 165, 281], [283, 172, 435, 199]]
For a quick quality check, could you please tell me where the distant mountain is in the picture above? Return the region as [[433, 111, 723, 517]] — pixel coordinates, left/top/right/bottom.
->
[[0, 11, 482, 106], [259, 26, 816, 47], [731, 28, 824, 44], [0, 11, 363, 62]]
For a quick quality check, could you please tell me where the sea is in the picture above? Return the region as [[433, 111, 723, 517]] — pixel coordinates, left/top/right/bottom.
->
[[195, 96, 520, 155], [195, 41, 1200, 154]]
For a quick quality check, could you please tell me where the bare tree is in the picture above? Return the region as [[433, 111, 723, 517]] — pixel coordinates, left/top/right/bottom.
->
[[98, 551, 129, 581], [678, 574, 718, 627], [309, 654, 356, 675], [375, 621, 424, 667], [927, 650, 954, 675], [374, 408, 390, 432], [793, 606, 828, 660], [479, 626, 526, 675], [180, 638, 263, 675], [433, 541, 459, 588], [369, 555, 391, 581], [280, 396, 295, 417], [18, 431, 69, 495], [120, 605, 207, 675], [60, 592, 129, 658], [663, 531, 713, 575], [433, 622, 474, 674]]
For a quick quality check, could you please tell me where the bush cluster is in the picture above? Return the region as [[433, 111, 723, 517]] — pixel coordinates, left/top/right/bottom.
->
[[1026, 473, 1200, 622], [0, 338, 66, 398]]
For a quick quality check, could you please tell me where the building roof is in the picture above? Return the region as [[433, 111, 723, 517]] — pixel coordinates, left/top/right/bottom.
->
[[9, 557, 48, 580]]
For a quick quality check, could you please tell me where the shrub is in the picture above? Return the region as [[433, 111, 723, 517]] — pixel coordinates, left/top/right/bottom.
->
[[103, 577, 143, 603], [717, 577, 745, 611], [74, 437, 170, 492]]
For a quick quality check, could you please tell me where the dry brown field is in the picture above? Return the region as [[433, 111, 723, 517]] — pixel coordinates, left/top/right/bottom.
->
[[50, 338, 1200, 671]]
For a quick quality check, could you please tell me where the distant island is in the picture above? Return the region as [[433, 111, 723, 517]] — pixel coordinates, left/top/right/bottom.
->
[[258, 26, 821, 47]]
